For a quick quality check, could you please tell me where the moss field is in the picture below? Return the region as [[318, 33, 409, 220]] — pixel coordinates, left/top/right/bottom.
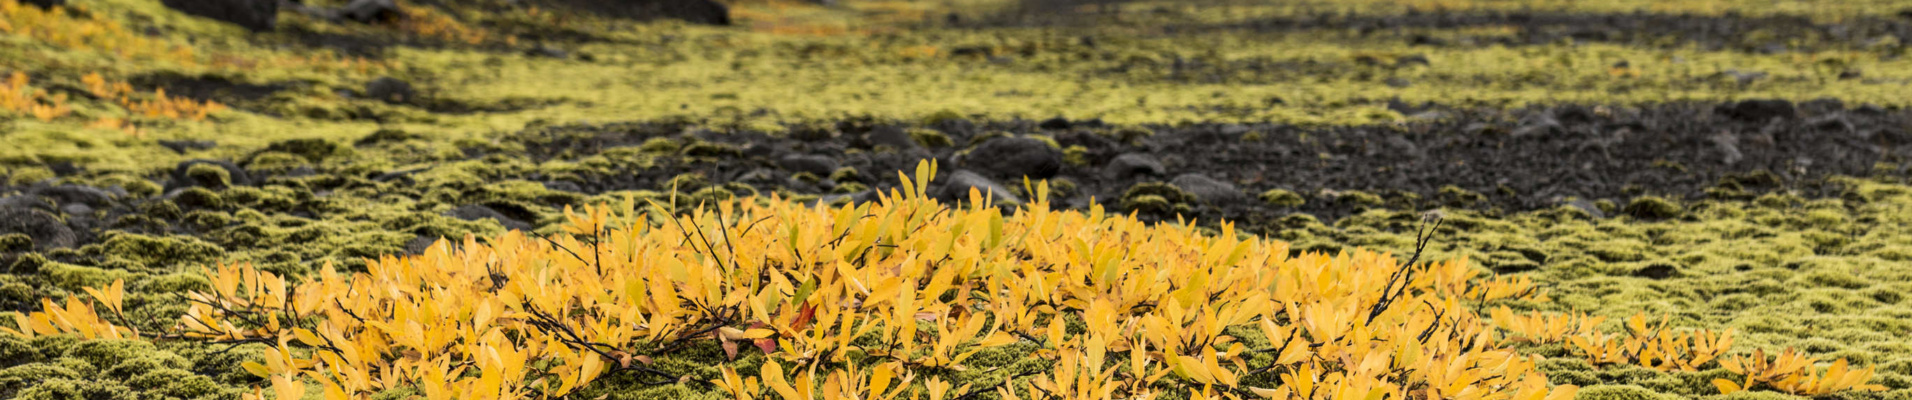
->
[[2, 0, 1912, 399]]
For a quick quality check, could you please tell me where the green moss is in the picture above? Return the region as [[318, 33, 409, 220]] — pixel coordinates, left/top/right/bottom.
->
[[170, 187, 226, 210], [1623, 196, 1683, 219], [680, 141, 741, 158], [0, 234, 30, 253], [39, 262, 136, 291], [125, 369, 235, 399], [182, 164, 231, 189], [1122, 194, 1172, 214], [1439, 185, 1487, 208], [662, 173, 709, 192], [1062, 145, 1089, 167], [63, 339, 162, 372], [265, 138, 345, 163], [14, 378, 136, 400], [689, 185, 737, 204], [1334, 190, 1385, 206], [829, 167, 861, 183], [100, 353, 192, 380], [95, 232, 226, 268], [638, 137, 682, 154], [1258, 189, 1305, 207], [5, 166, 53, 185], [120, 179, 163, 198], [1575, 385, 1675, 400], [1114, 127, 1152, 145], [1119, 182, 1196, 214], [0, 363, 82, 393], [907, 128, 952, 148], [0, 334, 42, 368], [245, 151, 309, 174]]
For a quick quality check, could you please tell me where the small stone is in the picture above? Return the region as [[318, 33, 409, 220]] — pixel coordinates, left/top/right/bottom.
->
[[961, 137, 1062, 180], [1102, 153, 1165, 180], [864, 126, 917, 150], [1170, 174, 1244, 204], [936, 170, 1020, 204], [1394, 54, 1430, 67], [366, 77, 416, 104], [1715, 99, 1795, 122], [526, 45, 569, 59], [1038, 117, 1072, 130], [0, 207, 75, 250]]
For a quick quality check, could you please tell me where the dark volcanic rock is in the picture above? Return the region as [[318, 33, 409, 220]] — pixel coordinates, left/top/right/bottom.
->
[[338, 0, 400, 23], [0, 207, 75, 250], [27, 185, 116, 208], [865, 127, 918, 150], [780, 154, 840, 176], [1038, 117, 1072, 130], [162, 0, 278, 32], [403, 236, 439, 255], [1103, 153, 1165, 180], [159, 140, 217, 154], [1716, 99, 1797, 122], [539, 0, 732, 25], [168, 160, 251, 190], [1171, 174, 1244, 204], [936, 170, 1020, 204], [445, 205, 535, 232], [962, 137, 1062, 180], [366, 77, 417, 104], [21, 0, 62, 10]]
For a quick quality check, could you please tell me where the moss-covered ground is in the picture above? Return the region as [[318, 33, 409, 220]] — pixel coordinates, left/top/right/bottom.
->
[[2, 0, 1912, 399]]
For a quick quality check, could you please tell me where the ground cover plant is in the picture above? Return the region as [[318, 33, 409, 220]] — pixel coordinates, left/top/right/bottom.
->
[[3, 0, 1912, 399]]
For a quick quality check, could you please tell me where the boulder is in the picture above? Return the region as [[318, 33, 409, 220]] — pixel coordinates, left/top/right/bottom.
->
[[366, 77, 416, 104], [0, 207, 75, 250], [445, 205, 534, 232], [1170, 174, 1244, 204], [936, 170, 1020, 204], [1102, 153, 1165, 180], [1716, 99, 1796, 122], [962, 137, 1061, 180]]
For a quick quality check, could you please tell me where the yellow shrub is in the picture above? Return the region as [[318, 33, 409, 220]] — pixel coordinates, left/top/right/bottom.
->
[[13, 160, 1578, 400], [0, 71, 71, 121]]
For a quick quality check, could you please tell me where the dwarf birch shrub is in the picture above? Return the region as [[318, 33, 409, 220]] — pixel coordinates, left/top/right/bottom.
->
[[5, 160, 1888, 400]]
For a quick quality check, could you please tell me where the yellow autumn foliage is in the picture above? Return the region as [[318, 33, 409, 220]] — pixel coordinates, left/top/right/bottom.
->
[[2, 160, 1883, 399], [0, 71, 71, 121]]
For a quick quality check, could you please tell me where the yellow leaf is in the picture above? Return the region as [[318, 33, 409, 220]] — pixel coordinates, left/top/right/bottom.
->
[[272, 374, 307, 400], [241, 362, 272, 379], [1712, 379, 1742, 395], [763, 361, 803, 400]]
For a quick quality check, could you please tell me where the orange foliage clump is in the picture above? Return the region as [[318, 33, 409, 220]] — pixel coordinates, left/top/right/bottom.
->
[[0, 71, 72, 121], [84, 72, 227, 122]]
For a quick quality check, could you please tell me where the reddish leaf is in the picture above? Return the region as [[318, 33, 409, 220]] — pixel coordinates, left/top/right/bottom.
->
[[755, 338, 778, 354]]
